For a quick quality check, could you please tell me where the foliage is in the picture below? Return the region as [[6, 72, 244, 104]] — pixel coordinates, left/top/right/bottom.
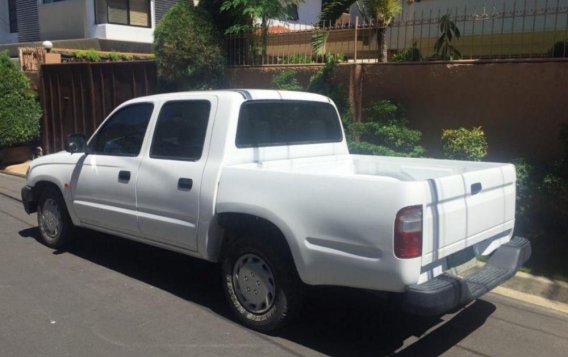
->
[[548, 40, 568, 57], [154, 2, 225, 91], [307, 57, 351, 122], [441, 127, 487, 161], [199, 0, 250, 35], [392, 42, 422, 62], [0, 51, 41, 149], [434, 14, 462, 60], [75, 49, 102, 62], [368, 0, 402, 62], [348, 100, 425, 157], [279, 53, 312, 64], [272, 69, 304, 91], [320, 0, 357, 23]]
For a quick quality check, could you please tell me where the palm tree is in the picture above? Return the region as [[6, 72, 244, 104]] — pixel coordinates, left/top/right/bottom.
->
[[366, 0, 401, 62], [320, 0, 402, 62]]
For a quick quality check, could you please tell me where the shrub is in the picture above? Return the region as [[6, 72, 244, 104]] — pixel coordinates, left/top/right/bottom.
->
[[393, 42, 422, 62], [154, 2, 225, 91], [441, 127, 488, 161], [0, 51, 41, 149], [75, 49, 102, 62], [272, 69, 303, 91], [280, 54, 312, 64], [348, 100, 425, 157], [307, 58, 351, 122], [548, 40, 568, 57]]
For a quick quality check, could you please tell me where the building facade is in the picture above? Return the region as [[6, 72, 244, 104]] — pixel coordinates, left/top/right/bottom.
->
[[0, 0, 182, 46]]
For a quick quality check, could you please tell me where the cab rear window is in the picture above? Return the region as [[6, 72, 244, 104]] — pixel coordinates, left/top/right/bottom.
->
[[236, 100, 343, 148]]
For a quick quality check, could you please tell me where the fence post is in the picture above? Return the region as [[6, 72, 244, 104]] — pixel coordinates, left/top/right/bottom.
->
[[354, 17, 359, 62]]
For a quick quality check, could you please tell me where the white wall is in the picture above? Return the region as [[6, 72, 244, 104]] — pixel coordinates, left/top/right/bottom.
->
[[0, 0, 18, 44], [84, 0, 156, 43]]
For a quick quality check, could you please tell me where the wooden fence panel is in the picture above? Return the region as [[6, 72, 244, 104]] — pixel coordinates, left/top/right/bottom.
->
[[39, 61, 157, 154]]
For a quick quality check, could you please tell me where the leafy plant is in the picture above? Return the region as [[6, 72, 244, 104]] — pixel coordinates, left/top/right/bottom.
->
[[367, 0, 402, 62], [280, 53, 313, 64], [348, 100, 425, 157], [307, 57, 351, 122], [220, 0, 301, 59], [434, 14, 462, 60], [393, 41, 422, 62], [0, 51, 41, 149], [272, 69, 304, 91], [75, 49, 102, 62], [441, 127, 488, 161], [548, 40, 568, 58], [154, 2, 225, 91], [108, 51, 122, 61]]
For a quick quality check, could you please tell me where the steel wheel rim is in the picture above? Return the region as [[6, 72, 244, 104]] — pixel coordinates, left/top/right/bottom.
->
[[41, 198, 61, 239], [232, 253, 276, 314]]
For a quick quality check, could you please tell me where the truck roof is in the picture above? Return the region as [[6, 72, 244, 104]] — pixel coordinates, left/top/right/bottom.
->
[[125, 89, 332, 104]]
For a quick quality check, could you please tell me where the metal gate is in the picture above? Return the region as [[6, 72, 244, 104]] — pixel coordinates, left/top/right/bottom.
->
[[39, 61, 157, 154]]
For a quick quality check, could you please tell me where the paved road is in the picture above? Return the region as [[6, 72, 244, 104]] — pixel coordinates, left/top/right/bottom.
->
[[1, 172, 567, 357]]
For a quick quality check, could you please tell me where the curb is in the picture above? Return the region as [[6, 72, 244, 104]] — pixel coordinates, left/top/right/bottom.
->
[[501, 270, 568, 304], [0, 170, 26, 178]]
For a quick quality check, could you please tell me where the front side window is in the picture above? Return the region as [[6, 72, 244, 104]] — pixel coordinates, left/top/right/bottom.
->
[[95, 0, 151, 28], [236, 101, 343, 148], [150, 101, 211, 161], [90, 103, 154, 156]]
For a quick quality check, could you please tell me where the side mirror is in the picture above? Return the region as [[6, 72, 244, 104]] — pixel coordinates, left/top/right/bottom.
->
[[65, 133, 87, 154]]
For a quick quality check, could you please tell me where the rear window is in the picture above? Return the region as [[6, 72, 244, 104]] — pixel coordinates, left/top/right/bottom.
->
[[236, 100, 343, 148]]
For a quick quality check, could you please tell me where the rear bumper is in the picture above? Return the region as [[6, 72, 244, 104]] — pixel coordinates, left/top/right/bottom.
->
[[402, 236, 531, 316], [21, 186, 36, 214]]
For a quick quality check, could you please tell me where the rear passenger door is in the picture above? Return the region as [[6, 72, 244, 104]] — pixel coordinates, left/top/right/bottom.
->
[[136, 98, 216, 251]]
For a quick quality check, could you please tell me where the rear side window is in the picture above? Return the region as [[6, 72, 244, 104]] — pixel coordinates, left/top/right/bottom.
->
[[90, 103, 153, 156], [150, 100, 211, 161], [236, 100, 343, 148]]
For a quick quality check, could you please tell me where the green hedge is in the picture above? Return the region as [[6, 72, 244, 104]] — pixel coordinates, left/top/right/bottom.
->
[[0, 51, 41, 149]]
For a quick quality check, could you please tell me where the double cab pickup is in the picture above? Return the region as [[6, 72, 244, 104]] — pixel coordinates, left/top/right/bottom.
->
[[22, 90, 531, 331]]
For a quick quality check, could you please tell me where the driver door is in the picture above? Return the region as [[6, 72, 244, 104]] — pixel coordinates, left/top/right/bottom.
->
[[71, 103, 154, 237]]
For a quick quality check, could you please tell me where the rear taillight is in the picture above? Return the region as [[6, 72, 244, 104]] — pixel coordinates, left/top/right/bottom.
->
[[394, 205, 423, 259]]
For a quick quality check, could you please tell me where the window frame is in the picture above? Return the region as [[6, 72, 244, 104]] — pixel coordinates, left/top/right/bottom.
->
[[94, 0, 152, 28], [88, 102, 154, 157], [235, 100, 344, 149], [149, 100, 212, 162]]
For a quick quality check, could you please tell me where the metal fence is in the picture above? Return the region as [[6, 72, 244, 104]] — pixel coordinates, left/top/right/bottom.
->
[[226, 0, 568, 66]]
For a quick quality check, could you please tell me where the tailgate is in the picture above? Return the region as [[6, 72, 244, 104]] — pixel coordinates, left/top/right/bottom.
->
[[426, 164, 516, 261]]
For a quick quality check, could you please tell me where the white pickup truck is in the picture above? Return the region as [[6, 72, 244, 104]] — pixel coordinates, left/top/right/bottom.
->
[[22, 90, 530, 331]]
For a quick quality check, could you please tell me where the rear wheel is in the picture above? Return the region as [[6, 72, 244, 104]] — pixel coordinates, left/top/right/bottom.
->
[[222, 235, 303, 332], [37, 187, 74, 249]]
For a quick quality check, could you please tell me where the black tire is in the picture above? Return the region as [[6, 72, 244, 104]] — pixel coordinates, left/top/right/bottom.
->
[[221, 234, 303, 332], [37, 186, 74, 249]]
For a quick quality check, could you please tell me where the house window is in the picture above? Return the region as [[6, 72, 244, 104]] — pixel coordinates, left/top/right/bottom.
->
[[8, 0, 17, 33], [95, 0, 151, 28]]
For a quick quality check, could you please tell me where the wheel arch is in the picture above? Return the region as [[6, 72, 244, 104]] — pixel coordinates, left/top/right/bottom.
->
[[207, 210, 308, 283]]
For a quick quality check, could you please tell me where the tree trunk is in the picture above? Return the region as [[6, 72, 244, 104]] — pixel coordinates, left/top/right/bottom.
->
[[261, 16, 268, 63], [376, 27, 388, 62]]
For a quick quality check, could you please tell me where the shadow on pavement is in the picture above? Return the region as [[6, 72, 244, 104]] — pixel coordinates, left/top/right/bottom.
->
[[19, 227, 496, 356]]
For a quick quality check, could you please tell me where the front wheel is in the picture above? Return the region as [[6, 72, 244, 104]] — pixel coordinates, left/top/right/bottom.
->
[[222, 237, 303, 332], [37, 187, 74, 249]]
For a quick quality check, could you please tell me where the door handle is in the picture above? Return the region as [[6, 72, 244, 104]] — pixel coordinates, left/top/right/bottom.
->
[[471, 182, 482, 195], [118, 170, 131, 182], [178, 178, 193, 190]]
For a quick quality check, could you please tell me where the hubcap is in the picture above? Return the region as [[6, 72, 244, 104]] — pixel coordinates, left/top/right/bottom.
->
[[232, 254, 276, 314], [41, 198, 61, 238]]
